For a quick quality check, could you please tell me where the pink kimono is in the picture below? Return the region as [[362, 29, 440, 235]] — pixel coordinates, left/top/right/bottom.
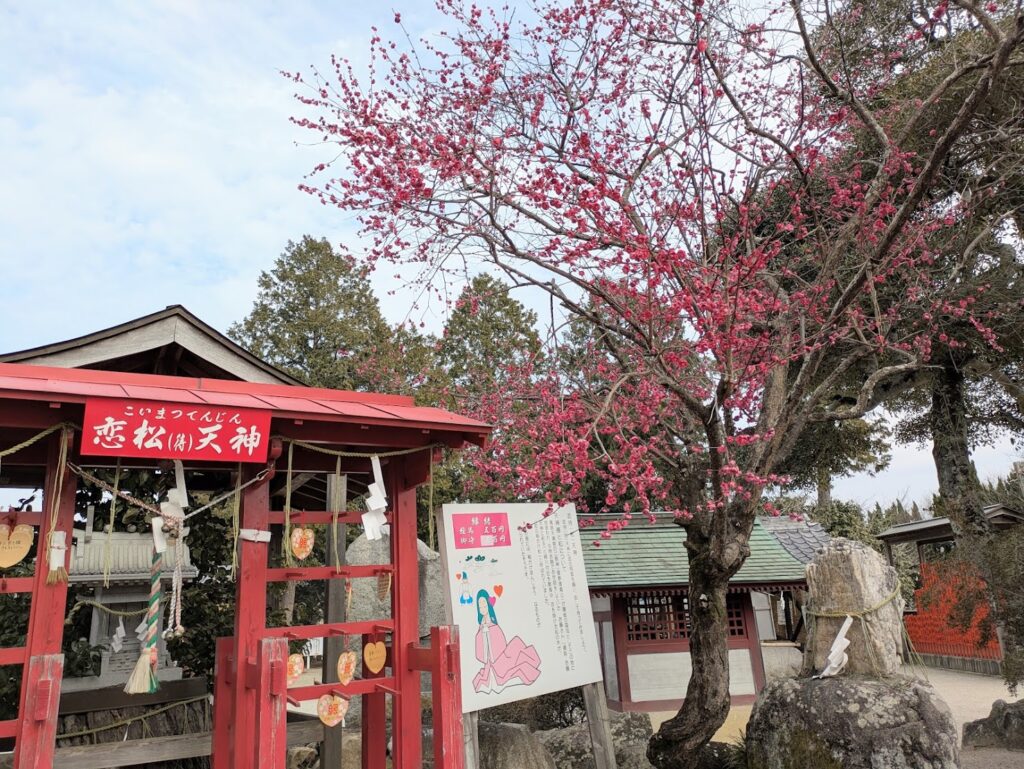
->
[[472, 622, 541, 693]]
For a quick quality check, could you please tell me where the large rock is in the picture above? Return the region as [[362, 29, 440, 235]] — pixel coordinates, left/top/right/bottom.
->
[[963, 699, 1024, 751], [478, 722, 556, 769], [745, 676, 960, 769], [535, 711, 653, 768], [346, 532, 446, 635], [804, 538, 904, 677], [340, 533, 445, 726]]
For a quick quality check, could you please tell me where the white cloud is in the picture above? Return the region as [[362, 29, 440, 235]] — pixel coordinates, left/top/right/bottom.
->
[[0, 1, 435, 350], [833, 431, 1020, 510]]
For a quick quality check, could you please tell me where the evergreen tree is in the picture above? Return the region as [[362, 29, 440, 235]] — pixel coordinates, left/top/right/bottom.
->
[[229, 236, 393, 390]]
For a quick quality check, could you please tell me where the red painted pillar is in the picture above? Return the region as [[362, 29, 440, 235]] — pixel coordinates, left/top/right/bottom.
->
[[254, 637, 289, 768], [229, 469, 270, 769], [15, 655, 64, 769], [431, 626, 464, 769], [211, 636, 235, 769], [15, 430, 77, 769], [389, 462, 422, 769], [361, 630, 387, 769]]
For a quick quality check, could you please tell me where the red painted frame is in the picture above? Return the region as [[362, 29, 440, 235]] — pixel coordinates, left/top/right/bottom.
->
[[13, 432, 77, 769], [604, 591, 768, 714], [0, 363, 485, 769]]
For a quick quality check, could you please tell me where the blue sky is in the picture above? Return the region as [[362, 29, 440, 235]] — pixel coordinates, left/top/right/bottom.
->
[[0, 2, 1018, 508]]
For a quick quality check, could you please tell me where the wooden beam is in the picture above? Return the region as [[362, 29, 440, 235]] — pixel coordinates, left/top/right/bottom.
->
[[274, 421, 467, 450], [58, 676, 208, 715], [320, 473, 347, 769], [0, 400, 80, 429], [582, 681, 618, 769], [0, 719, 327, 769]]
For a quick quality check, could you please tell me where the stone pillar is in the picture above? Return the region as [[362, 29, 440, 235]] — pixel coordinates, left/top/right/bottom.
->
[[803, 538, 904, 677]]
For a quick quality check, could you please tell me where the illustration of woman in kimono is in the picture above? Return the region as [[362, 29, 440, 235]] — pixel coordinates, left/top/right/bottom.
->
[[472, 588, 542, 694]]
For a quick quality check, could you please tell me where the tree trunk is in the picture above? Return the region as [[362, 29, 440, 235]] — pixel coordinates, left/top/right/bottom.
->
[[281, 580, 297, 625], [647, 544, 733, 768], [930, 362, 991, 538], [929, 360, 1011, 662], [267, 526, 297, 624], [816, 466, 832, 510]]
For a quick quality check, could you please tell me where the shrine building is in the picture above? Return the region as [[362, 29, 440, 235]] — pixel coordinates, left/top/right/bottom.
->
[[0, 305, 488, 769], [581, 515, 806, 712]]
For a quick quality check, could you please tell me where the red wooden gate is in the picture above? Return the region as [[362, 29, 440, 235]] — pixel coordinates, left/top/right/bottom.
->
[[209, 454, 465, 769], [0, 363, 487, 769], [2, 432, 77, 769]]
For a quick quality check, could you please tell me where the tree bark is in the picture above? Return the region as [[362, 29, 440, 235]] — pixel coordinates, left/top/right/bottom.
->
[[647, 536, 734, 768], [930, 361, 991, 539], [816, 466, 833, 510]]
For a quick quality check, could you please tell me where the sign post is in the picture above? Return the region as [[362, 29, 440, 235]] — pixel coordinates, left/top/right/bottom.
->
[[438, 503, 615, 769]]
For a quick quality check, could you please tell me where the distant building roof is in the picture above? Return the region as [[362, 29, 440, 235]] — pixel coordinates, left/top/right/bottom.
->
[[0, 305, 302, 385], [759, 515, 831, 565], [876, 504, 1023, 545], [580, 515, 806, 592], [69, 532, 198, 585]]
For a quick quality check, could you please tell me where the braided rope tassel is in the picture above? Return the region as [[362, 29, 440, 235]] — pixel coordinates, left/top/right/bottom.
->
[[102, 458, 122, 588], [45, 428, 71, 584], [283, 441, 295, 566], [125, 549, 162, 694]]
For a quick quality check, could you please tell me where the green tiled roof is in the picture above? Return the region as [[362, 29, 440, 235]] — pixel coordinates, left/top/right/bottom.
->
[[579, 515, 806, 589]]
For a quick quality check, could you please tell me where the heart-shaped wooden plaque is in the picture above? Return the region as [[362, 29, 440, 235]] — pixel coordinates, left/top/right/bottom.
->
[[317, 694, 349, 727], [286, 653, 305, 684], [363, 641, 387, 674], [290, 527, 315, 561], [337, 650, 358, 685], [0, 524, 33, 569]]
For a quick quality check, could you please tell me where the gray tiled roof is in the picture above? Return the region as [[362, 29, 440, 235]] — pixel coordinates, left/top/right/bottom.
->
[[875, 504, 1023, 542], [758, 516, 831, 565], [580, 515, 806, 588]]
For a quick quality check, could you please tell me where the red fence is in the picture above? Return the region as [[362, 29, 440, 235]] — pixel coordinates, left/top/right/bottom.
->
[[904, 563, 1002, 661]]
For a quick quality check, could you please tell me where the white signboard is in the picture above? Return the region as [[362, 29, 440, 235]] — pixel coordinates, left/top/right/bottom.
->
[[438, 503, 603, 713]]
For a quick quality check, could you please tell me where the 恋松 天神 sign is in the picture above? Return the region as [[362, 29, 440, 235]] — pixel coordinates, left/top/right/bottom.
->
[[81, 398, 272, 462]]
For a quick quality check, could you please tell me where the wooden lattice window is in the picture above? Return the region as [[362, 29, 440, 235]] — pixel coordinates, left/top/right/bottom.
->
[[726, 595, 747, 637], [624, 592, 747, 642], [625, 593, 689, 642]]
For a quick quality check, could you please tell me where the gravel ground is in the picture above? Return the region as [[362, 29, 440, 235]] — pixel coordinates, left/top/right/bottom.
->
[[651, 664, 1023, 767], [961, 748, 1024, 769], [903, 665, 1022, 769]]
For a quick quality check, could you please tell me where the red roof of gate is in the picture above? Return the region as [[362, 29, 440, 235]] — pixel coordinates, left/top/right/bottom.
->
[[0, 362, 490, 442]]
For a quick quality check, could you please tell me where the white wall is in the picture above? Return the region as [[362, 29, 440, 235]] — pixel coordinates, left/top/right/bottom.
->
[[751, 591, 778, 641], [627, 648, 756, 702]]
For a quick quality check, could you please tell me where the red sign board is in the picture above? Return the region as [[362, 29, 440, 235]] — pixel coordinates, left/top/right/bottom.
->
[[81, 398, 272, 463]]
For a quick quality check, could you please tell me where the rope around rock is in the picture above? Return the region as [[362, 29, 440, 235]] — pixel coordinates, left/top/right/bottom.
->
[[807, 586, 902, 619]]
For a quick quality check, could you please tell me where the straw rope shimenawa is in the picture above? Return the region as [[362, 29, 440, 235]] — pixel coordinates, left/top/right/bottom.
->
[[805, 585, 927, 675], [124, 549, 162, 695], [55, 695, 209, 742], [0, 423, 78, 585], [45, 428, 72, 584], [276, 437, 443, 548]]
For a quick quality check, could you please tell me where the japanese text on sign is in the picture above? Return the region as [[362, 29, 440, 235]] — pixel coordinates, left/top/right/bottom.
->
[[82, 398, 272, 462], [452, 512, 511, 549]]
